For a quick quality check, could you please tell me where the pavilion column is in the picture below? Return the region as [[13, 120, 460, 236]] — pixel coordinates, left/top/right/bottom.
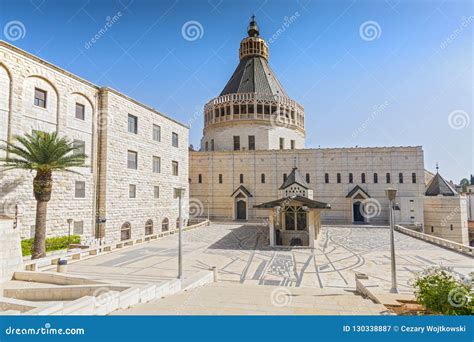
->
[[268, 209, 275, 247]]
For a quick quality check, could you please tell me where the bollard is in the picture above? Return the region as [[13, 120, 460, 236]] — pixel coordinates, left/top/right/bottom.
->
[[57, 259, 68, 273], [211, 266, 218, 282]]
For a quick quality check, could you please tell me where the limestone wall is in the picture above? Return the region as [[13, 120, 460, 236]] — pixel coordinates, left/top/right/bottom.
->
[[189, 147, 426, 225], [0, 218, 22, 282], [424, 195, 469, 245]]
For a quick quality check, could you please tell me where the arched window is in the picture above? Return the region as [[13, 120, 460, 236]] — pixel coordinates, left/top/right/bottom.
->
[[306, 173, 310, 183], [162, 218, 169, 232], [145, 219, 153, 236], [361, 173, 366, 183], [121, 222, 131, 241], [219, 174, 223, 183], [386, 173, 391, 183], [412, 172, 417, 184], [349, 173, 353, 183], [337, 173, 341, 184], [198, 174, 202, 183], [399, 173, 404, 183], [240, 174, 244, 183], [261, 173, 265, 183], [373, 173, 378, 183], [324, 173, 329, 184]]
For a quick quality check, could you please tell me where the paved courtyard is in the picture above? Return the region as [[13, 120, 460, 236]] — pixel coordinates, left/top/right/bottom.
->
[[67, 223, 473, 293]]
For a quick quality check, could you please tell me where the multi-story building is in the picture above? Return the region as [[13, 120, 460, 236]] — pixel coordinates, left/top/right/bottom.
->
[[0, 41, 189, 242]]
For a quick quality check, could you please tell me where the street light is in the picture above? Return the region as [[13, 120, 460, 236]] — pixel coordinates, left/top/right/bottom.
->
[[176, 187, 186, 280], [385, 188, 398, 293], [67, 218, 73, 243]]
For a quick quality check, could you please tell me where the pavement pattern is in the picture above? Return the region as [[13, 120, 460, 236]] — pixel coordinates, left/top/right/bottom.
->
[[67, 223, 473, 293]]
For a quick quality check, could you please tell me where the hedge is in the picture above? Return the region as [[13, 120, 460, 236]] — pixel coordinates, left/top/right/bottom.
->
[[21, 235, 81, 256]]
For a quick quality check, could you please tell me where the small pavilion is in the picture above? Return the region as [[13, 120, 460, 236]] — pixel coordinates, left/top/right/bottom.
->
[[254, 167, 331, 248]]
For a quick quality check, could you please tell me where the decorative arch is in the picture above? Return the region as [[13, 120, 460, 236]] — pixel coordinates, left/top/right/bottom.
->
[[120, 222, 131, 241], [145, 219, 153, 235], [24, 75, 61, 128], [0, 63, 12, 149]]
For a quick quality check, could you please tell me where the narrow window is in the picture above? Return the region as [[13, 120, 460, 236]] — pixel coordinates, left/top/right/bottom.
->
[[386, 173, 391, 183], [240, 174, 244, 183], [337, 173, 341, 184], [73, 221, 84, 235], [34, 88, 47, 108], [450, 224, 453, 231], [73, 139, 85, 155], [198, 174, 202, 183], [373, 173, 378, 184], [219, 174, 223, 184], [75, 103, 85, 120], [261, 173, 265, 183], [127, 150, 138, 169], [153, 156, 161, 173], [154, 186, 160, 198], [290, 140, 295, 149], [279, 137, 284, 150], [211, 139, 214, 151], [431, 226, 434, 233], [172, 132, 179, 147], [399, 172, 404, 184], [233, 136, 240, 151], [205, 141, 208, 151], [306, 173, 310, 183], [324, 173, 329, 184], [153, 124, 161, 141], [361, 173, 366, 184], [128, 114, 138, 134], [172, 161, 179, 176], [248, 135, 255, 150], [412, 172, 417, 184], [129, 184, 136, 198], [283, 173, 287, 182], [75, 181, 85, 198], [349, 173, 353, 183]]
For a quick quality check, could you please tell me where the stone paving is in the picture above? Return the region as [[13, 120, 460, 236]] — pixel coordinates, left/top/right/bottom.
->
[[67, 223, 473, 293]]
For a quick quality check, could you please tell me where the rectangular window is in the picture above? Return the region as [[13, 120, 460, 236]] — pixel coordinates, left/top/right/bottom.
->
[[240, 174, 244, 183], [248, 135, 255, 150], [198, 174, 202, 183], [205, 141, 208, 151], [154, 186, 160, 198], [73, 139, 85, 155], [337, 173, 341, 184], [75, 103, 85, 120], [306, 173, 310, 183], [172, 132, 179, 147], [279, 137, 284, 150], [233, 136, 240, 150], [399, 172, 404, 183], [128, 114, 138, 134], [211, 139, 214, 151], [386, 173, 391, 183], [219, 174, 223, 183], [361, 173, 366, 183], [412, 172, 417, 184], [374, 173, 378, 183], [129, 184, 136, 198], [153, 124, 161, 141], [153, 156, 161, 173], [34, 88, 47, 108], [75, 181, 86, 198], [127, 150, 138, 169], [349, 173, 353, 183], [261, 173, 265, 183], [172, 161, 179, 176], [73, 221, 84, 235], [283, 173, 287, 182], [290, 140, 295, 149], [324, 173, 329, 184]]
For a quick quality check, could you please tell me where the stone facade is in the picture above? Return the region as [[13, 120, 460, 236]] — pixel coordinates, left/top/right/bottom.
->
[[0, 41, 189, 242], [189, 147, 426, 225], [0, 217, 22, 282]]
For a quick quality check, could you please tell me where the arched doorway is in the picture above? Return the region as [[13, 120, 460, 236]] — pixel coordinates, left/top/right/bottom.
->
[[236, 196, 247, 220], [145, 219, 153, 235], [121, 222, 131, 241], [162, 218, 169, 232]]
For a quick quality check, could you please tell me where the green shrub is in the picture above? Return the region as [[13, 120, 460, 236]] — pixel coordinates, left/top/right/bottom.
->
[[412, 266, 473, 315], [21, 235, 81, 256]]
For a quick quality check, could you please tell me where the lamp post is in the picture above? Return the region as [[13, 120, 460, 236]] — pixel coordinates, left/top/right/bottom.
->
[[67, 218, 73, 243], [177, 188, 186, 280], [385, 188, 398, 294]]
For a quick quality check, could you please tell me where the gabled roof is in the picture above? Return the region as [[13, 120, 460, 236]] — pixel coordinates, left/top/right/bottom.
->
[[219, 56, 288, 97], [425, 172, 457, 196], [254, 195, 330, 209], [279, 167, 309, 190], [345, 185, 370, 198], [231, 185, 253, 198]]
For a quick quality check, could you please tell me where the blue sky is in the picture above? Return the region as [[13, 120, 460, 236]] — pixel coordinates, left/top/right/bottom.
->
[[1, 0, 472, 182]]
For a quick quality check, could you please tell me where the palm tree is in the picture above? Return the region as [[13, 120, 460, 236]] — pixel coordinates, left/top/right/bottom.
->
[[0, 132, 87, 259]]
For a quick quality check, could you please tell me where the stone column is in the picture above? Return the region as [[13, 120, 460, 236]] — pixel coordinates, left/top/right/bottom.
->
[[268, 209, 275, 247]]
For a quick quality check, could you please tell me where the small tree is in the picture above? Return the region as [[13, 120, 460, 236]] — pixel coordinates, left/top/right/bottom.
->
[[0, 132, 87, 259], [412, 267, 473, 315]]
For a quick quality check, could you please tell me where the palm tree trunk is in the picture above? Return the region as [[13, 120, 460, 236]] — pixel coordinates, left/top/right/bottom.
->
[[32, 200, 48, 259]]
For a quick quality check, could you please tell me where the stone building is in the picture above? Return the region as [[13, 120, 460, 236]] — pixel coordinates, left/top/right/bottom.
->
[[0, 41, 189, 242], [190, 17, 426, 227]]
